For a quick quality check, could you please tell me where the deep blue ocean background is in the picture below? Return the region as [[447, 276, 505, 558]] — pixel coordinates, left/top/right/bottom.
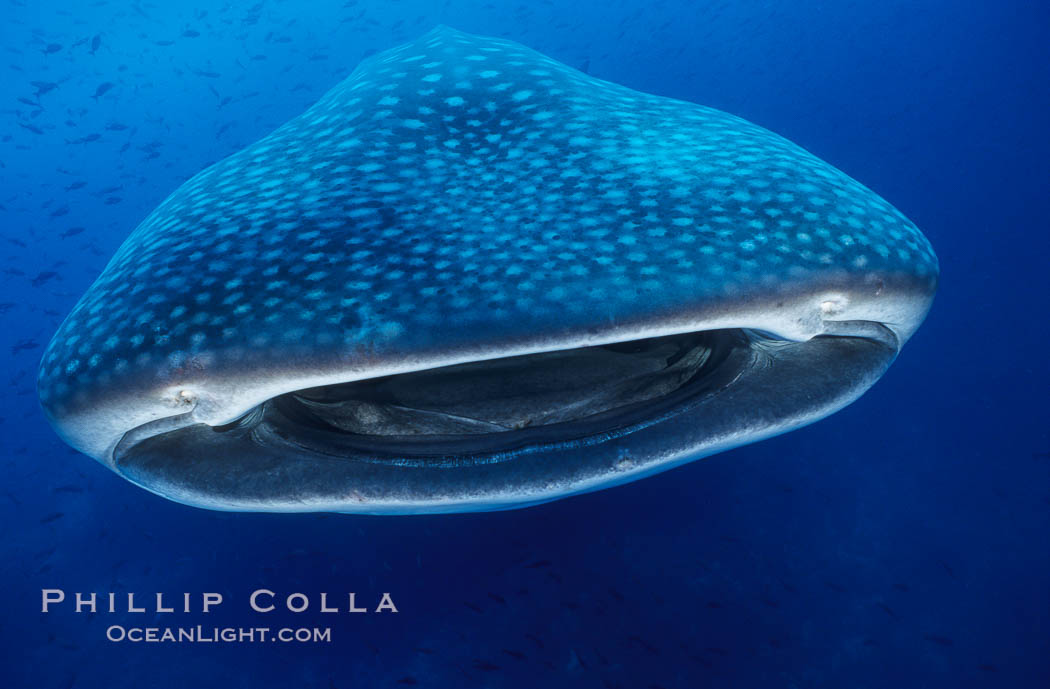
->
[[2, 1, 1048, 687]]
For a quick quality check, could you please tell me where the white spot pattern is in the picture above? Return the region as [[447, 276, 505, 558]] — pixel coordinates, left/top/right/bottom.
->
[[39, 27, 938, 416]]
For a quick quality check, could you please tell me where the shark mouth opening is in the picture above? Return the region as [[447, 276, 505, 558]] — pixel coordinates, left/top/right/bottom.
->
[[244, 329, 746, 460], [113, 323, 899, 512]]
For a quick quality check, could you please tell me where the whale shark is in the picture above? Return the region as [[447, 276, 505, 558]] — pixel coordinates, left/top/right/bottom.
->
[[38, 27, 938, 513]]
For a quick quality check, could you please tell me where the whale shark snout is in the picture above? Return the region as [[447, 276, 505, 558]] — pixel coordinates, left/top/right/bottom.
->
[[38, 27, 937, 513]]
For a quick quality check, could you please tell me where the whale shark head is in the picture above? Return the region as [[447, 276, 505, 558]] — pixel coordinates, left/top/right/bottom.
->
[[38, 27, 937, 513]]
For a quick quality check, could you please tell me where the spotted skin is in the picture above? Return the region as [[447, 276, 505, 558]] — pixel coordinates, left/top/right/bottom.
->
[[39, 26, 936, 429]]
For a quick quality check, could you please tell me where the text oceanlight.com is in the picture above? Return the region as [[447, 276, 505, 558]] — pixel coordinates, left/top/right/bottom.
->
[[106, 626, 332, 643], [42, 589, 399, 644]]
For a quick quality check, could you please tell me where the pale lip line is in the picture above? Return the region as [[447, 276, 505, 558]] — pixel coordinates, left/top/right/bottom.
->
[[53, 275, 928, 472]]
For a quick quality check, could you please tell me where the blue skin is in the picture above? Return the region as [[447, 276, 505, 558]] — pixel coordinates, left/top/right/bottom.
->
[[38, 27, 937, 513]]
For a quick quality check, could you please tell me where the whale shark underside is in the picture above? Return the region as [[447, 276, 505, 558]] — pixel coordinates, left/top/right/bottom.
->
[[38, 27, 938, 513]]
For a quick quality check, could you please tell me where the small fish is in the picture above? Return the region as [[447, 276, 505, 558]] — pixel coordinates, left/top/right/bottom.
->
[[628, 635, 659, 655], [923, 634, 954, 647], [182, 29, 201, 38], [90, 34, 101, 55], [501, 649, 526, 660], [567, 648, 588, 670], [12, 339, 40, 354], [31, 81, 58, 97], [395, 679, 417, 686], [876, 602, 898, 619], [42, 43, 63, 55], [471, 660, 500, 672], [525, 559, 552, 568], [61, 227, 85, 238], [31, 271, 58, 286], [40, 511, 64, 524], [91, 82, 115, 101], [64, 181, 86, 191]]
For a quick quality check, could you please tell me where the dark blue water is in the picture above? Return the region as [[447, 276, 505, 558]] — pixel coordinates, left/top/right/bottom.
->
[[2, 1, 1047, 687]]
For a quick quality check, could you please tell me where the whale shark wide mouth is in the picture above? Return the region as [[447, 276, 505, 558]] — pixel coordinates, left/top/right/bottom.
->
[[232, 328, 742, 459], [112, 322, 899, 513]]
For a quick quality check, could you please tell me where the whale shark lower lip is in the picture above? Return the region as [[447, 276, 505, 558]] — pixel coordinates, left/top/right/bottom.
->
[[37, 26, 938, 513]]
